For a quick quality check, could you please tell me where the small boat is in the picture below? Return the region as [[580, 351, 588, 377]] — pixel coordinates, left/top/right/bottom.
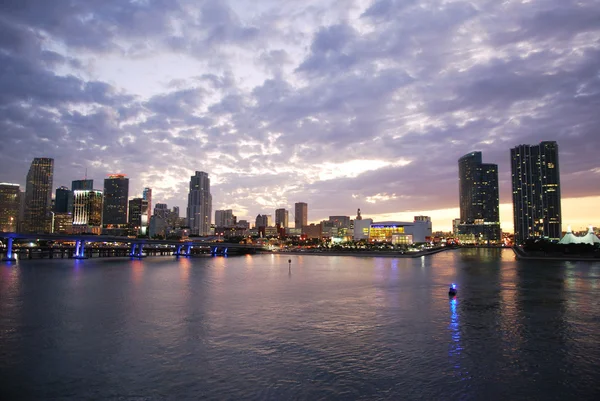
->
[[448, 283, 457, 296]]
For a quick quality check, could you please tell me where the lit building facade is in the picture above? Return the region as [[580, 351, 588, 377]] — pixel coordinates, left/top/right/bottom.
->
[[511, 141, 562, 243], [23, 157, 54, 233], [457, 151, 501, 243], [295, 202, 307, 229], [353, 219, 374, 240], [354, 218, 432, 244], [102, 175, 129, 233], [187, 171, 212, 236], [0, 183, 20, 232], [53, 212, 73, 234], [72, 190, 103, 234], [275, 208, 289, 228], [129, 198, 149, 236]]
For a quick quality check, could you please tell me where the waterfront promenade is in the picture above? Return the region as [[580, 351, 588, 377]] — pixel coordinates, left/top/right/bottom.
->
[[512, 245, 600, 261]]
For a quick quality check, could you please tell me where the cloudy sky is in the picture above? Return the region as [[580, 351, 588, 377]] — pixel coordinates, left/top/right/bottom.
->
[[1, 0, 599, 232]]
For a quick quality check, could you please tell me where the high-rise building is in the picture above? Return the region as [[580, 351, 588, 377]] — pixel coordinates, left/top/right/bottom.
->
[[72, 190, 103, 234], [215, 209, 235, 227], [511, 141, 562, 243], [255, 214, 272, 228], [23, 158, 54, 233], [154, 203, 169, 218], [187, 171, 212, 236], [102, 174, 129, 232], [294, 202, 308, 229], [452, 218, 461, 236], [53, 212, 73, 234], [457, 152, 501, 243], [72, 179, 93, 191], [328, 216, 350, 229], [0, 183, 20, 232], [275, 208, 289, 228], [55, 186, 72, 213], [129, 198, 149, 236], [143, 187, 152, 218]]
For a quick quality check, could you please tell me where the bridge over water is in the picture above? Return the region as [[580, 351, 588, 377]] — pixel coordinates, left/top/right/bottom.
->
[[0, 232, 267, 262]]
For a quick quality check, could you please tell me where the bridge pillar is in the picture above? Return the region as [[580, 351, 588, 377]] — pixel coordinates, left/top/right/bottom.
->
[[2, 238, 16, 262], [175, 244, 183, 257], [130, 243, 143, 258], [130, 243, 137, 257], [136, 244, 144, 258], [74, 240, 88, 259], [185, 245, 192, 257]]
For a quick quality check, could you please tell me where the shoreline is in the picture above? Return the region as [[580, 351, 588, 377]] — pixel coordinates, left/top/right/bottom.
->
[[270, 246, 451, 258], [512, 246, 600, 262]]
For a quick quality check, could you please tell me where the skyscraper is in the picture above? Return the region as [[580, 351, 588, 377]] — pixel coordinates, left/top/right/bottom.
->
[[143, 187, 152, 218], [55, 186, 72, 213], [511, 141, 562, 243], [295, 202, 307, 229], [275, 208, 289, 228], [154, 203, 169, 218], [255, 214, 273, 229], [72, 179, 93, 191], [23, 158, 54, 233], [457, 152, 501, 243], [128, 198, 149, 236], [0, 183, 20, 232], [215, 209, 235, 227], [328, 216, 350, 229], [102, 174, 129, 233], [72, 189, 103, 234], [187, 171, 212, 236]]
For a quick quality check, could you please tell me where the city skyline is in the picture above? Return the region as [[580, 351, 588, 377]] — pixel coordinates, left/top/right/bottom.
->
[[0, 1, 599, 232]]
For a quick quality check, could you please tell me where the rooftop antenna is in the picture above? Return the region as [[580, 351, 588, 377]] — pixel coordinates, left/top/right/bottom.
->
[[85, 168, 87, 181]]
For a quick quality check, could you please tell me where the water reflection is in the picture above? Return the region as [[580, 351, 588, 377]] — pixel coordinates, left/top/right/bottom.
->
[[2, 251, 600, 400], [179, 256, 191, 283], [131, 259, 145, 284], [448, 298, 462, 359]]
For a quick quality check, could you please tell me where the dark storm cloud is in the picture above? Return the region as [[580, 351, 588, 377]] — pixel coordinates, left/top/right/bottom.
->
[[0, 0, 599, 226]]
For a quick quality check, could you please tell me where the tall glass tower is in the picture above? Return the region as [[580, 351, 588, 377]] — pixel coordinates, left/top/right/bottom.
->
[[457, 152, 500, 243], [143, 187, 152, 218], [23, 158, 54, 233], [102, 174, 129, 233], [511, 141, 561, 243], [55, 186, 72, 213], [187, 171, 212, 236]]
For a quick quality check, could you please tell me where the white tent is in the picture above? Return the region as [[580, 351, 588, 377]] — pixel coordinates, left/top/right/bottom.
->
[[559, 226, 600, 245]]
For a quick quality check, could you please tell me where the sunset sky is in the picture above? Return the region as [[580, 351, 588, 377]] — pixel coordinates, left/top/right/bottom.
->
[[0, 0, 599, 232]]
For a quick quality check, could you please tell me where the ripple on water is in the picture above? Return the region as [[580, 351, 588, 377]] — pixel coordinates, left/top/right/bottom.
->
[[1, 251, 600, 400]]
